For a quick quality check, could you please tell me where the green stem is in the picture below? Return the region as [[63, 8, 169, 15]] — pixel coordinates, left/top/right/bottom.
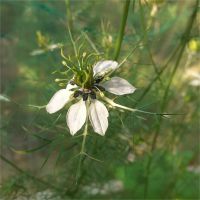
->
[[138, 0, 161, 81], [65, 0, 73, 31], [76, 101, 89, 183], [68, 25, 81, 68], [143, 1, 199, 198], [80, 122, 88, 154], [134, 43, 181, 107], [113, 0, 131, 61]]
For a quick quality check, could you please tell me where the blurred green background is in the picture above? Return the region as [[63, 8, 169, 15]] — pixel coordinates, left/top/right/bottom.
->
[[0, 0, 199, 199]]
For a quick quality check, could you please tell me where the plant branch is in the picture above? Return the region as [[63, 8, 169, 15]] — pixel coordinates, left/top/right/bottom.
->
[[65, 0, 73, 31], [113, 0, 131, 61], [143, 1, 199, 198]]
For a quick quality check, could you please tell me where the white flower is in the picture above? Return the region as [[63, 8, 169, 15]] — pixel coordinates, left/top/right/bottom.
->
[[189, 73, 200, 86], [46, 60, 136, 136], [183, 68, 200, 87]]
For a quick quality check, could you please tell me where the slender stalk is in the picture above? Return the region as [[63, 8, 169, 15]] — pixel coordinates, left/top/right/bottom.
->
[[68, 27, 78, 58], [102, 95, 136, 112], [68, 25, 81, 68], [143, 1, 199, 198], [113, 0, 131, 60], [82, 32, 100, 54], [76, 101, 89, 183], [80, 122, 88, 154], [138, 0, 161, 81], [134, 43, 181, 107], [65, 0, 73, 31]]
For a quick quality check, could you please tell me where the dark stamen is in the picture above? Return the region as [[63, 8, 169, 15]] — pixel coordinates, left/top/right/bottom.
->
[[95, 76, 104, 84], [70, 80, 75, 85], [90, 91, 96, 99], [82, 93, 88, 101]]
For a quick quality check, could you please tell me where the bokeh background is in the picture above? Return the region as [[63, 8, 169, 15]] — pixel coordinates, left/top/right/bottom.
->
[[0, 0, 199, 199]]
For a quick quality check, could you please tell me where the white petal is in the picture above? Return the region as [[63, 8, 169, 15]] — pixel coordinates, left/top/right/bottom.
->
[[46, 82, 77, 114], [101, 77, 136, 95], [66, 82, 77, 90], [89, 100, 109, 136], [93, 60, 118, 76], [46, 89, 72, 114], [67, 100, 87, 135]]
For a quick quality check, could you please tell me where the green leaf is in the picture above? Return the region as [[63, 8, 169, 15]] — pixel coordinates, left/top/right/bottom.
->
[[10, 142, 51, 154]]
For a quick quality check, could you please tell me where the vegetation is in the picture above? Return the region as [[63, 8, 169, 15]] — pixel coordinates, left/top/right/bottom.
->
[[0, 0, 199, 199]]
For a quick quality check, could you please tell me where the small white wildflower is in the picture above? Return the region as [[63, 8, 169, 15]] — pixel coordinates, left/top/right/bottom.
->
[[184, 68, 200, 87], [82, 180, 124, 195], [187, 165, 200, 174], [189, 72, 200, 86], [46, 60, 136, 136]]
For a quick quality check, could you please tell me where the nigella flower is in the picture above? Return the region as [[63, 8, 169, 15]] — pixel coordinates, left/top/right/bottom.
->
[[46, 60, 136, 136]]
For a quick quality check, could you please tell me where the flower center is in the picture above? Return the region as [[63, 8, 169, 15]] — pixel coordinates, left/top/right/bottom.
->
[[73, 89, 96, 101], [70, 73, 106, 101], [72, 79, 105, 101]]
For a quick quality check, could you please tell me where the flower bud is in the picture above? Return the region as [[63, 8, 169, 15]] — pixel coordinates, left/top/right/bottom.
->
[[55, 78, 61, 82], [62, 60, 67, 66], [83, 52, 87, 57], [58, 83, 66, 87], [188, 38, 200, 53], [102, 34, 113, 48]]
